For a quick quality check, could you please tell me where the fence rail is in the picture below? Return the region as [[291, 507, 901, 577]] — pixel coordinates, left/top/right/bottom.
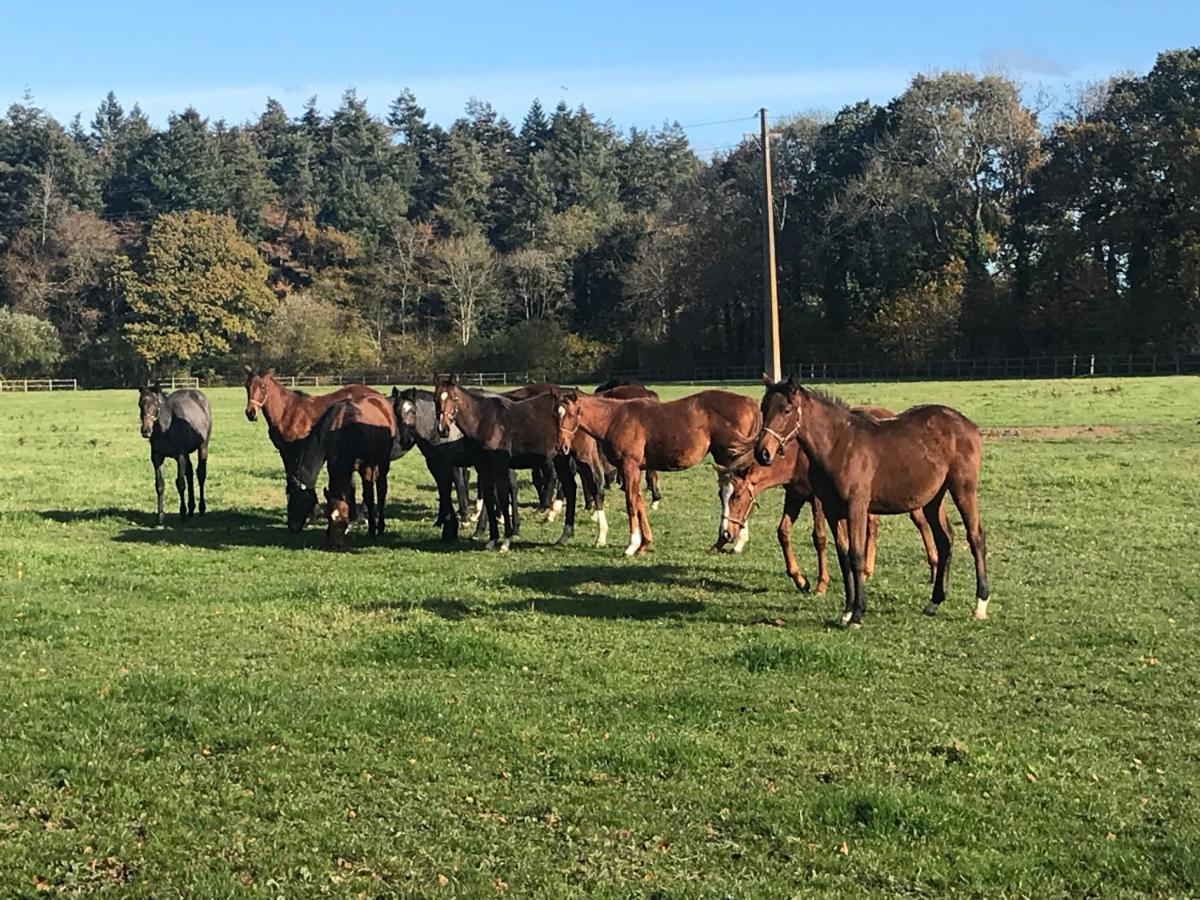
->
[[265, 353, 1200, 388], [0, 378, 78, 392], [4, 354, 1198, 392]]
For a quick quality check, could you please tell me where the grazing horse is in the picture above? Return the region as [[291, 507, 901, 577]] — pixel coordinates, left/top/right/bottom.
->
[[755, 375, 989, 626], [288, 394, 397, 547], [551, 388, 759, 556], [714, 404, 939, 594], [434, 378, 605, 550], [137, 386, 212, 526], [243, 366, 376, 505], [391, 387, 472, 541], [594, 380, 664, 509]]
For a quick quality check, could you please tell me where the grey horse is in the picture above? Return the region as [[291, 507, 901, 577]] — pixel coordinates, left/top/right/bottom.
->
[[137, 386, 212, 525]]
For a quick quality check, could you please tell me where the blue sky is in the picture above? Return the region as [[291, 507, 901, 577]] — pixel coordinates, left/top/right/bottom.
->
[[2, 0, 1196, 149]]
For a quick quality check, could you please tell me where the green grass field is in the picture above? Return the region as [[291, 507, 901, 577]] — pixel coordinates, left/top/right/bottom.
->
[[1, 377, 1197, 897]]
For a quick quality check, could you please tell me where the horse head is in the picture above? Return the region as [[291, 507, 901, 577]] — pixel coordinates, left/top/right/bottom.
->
[[244, 365, 276, 422], [755, 373, 803, 465], [713, 462, 756, 547], [391, 386, 420, 451], [285, 473, 318, 532], [137, 386, 163, 439], [433, 376, 461, 438], [324, 488, 351, 549], [550, 386, 582, 455]]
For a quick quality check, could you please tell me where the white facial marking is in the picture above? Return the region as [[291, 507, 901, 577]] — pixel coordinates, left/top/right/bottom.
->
[[557, 405, 565, 418], [440, 392, 448, 401], [330, 509, 342, 522], [402, 401, 413, 413]]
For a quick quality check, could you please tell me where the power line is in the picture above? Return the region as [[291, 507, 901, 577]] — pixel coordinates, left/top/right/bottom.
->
[[678, 114, 758, 130]]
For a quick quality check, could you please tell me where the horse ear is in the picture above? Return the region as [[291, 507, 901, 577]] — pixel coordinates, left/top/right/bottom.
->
[[266, 367, 275, 377], [761, 373, 774, 388], [152, 381, 162, 394], [786, 374, 801, 392], [391, 386, 400, 398], [450, 373, 459, 386], [244, 364, 253, 376]]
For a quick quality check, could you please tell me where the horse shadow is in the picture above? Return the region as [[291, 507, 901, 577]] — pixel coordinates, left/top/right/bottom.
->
[[494, 563, 756, 620], [109, 508, 313, 550]]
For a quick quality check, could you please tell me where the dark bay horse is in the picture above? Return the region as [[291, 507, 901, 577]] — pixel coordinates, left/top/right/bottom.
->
[[435, 378, 606, 550], [288, 393, 397, 547], [715, 404, 939, 594], [551, 388, 759, 556], [755, 376, 989, 626], [137, 386, 212, 526], [243, 367, 377, 505], [392, 387, 473, 541]]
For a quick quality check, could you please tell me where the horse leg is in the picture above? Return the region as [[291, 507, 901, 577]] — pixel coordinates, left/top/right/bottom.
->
[[863, 514, 880, 580], [196, 443, 208, 515], [507, 468, 520, 541], [921, 490, 952, 616], [909, 508, 939, 584], [777, 487, 810, 592], [826, 511, 853, 625], [478, 466, 501, 549], [376, 464, 389, 535], [175, 455, 188, 520], [949, 477, 990, 619], [648, 470, 662, 510], [553, 456, 577, 546], [635, 479, 653, 556], [579, 459, 608, 547], [184, 456, 196, 517], [810, 495, 830, 595], [435, 466, 459, 542], [453, 466, 470, 520], [359, 466, 377, 538], [152, 451, 166, 526], [620, 461, 643, 556], [846, 502, 870, 626]]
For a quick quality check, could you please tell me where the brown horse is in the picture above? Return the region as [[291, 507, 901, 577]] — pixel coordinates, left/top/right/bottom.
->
[[434, 379, 606, 550], [243, 366, 377, 504], [715, 404, 939, 594], [755, 376, 989, 626], [289, 393, 397, 548], [551, 388, 759, 556], [595, 380, 664, 509]]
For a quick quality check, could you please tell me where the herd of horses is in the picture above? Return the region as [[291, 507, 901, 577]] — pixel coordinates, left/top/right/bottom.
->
[[136, 369, 990, 627]]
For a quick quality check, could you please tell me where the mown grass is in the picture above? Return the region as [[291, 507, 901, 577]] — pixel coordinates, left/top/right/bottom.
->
[[0, 376, 1197, 897]]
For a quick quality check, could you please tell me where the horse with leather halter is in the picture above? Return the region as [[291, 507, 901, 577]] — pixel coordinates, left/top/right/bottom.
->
[[755, 375, 989, 626]]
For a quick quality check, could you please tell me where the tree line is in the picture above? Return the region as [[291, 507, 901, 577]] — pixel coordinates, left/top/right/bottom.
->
[[0, 48, 1197, 383]]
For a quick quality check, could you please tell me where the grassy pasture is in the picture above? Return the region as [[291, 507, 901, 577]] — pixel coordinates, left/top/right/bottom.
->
[[0, 376, 1197, 897]]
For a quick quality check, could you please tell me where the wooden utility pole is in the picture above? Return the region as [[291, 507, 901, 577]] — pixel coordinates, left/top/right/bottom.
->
[[760, 107, 781, 382]]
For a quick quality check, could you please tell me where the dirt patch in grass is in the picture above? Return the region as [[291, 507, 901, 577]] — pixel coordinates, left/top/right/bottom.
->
[[982, 425, 1123, 440]]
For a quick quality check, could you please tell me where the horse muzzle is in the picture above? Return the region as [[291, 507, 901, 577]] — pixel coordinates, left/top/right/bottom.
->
[[720, 528, 733, 544], [436, 423, 450, 438], [140, 426, 153, 439], [245, 408, 258, 422]]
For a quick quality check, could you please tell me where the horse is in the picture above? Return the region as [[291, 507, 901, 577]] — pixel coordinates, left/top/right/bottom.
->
[[137, 386, 212, 526], [755, 375, 989, 626], [714, 404, 939, 594], [434, 378, 606, 550], [551, 387, 759, 556], [288, 393, 397, 547], [594, 380, 664, 509], [243, 366, 377, 505], [391, 387, 473, 541]]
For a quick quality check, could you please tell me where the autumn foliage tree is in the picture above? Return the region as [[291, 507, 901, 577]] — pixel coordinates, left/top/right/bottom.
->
[[118, 211, 274, 371]]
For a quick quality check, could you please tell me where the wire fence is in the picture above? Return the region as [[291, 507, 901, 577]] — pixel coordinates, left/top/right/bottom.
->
[[4, 353, 1198, 392]]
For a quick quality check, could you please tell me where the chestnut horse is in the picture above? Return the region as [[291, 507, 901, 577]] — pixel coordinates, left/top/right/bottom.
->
[[594, 380, 664, 509], [715, 404, 939, 594], [551, 388, 759, 556], [243, 367, 378, 507], [755, 376, 989, 626], [288, 393, 397, 547]]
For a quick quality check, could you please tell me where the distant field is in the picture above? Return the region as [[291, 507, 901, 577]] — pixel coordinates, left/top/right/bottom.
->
[[1, 376, 1197, 896]]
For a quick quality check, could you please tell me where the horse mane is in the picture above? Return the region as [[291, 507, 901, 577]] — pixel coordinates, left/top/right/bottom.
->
[[800, 385, 849, 411]]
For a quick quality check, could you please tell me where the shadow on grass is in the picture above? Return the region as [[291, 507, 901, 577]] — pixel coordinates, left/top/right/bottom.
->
[[355, 597, 477, 620], [493, 563, 760, 620], [109, 508, 312, 550]]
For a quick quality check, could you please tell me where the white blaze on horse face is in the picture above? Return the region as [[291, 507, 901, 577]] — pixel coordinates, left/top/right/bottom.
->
[[440, 392, 448, 401], [401, 401, 413, 414], [556, 404, 565, 418]]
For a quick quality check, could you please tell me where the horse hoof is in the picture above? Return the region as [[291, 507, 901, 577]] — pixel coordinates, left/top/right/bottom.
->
[[794, 579, 811, 593], [623, 545, 638, 557], [972, 599, 989, 620], [595, 538, 607, 548], [923, 602, 939, 617], [651, 500, 661, 511], [499, 540, 511, 553], [848, 621, 863, 630], [839, 612, 853, 627]]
